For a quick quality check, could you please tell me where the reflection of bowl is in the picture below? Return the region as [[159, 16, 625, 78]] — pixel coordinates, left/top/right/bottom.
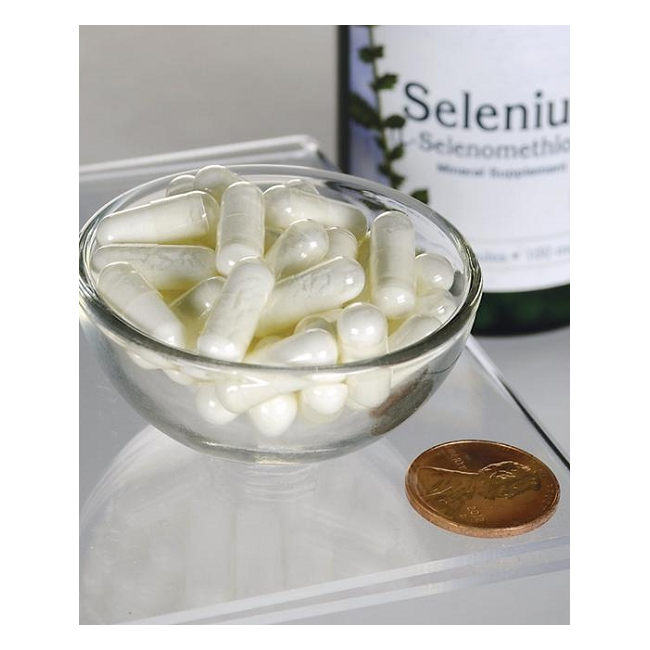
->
[[79, 165, 482, 462], [79, 426, 432, 624]]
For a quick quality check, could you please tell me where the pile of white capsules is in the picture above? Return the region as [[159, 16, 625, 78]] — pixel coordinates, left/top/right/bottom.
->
[[91, 165, 458, 437]]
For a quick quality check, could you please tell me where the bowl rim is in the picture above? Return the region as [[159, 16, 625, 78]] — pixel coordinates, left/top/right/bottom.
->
[[79, 164, 482, 373]]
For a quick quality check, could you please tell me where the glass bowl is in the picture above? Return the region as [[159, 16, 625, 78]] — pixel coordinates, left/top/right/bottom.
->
[[79, 165, 482, 463]]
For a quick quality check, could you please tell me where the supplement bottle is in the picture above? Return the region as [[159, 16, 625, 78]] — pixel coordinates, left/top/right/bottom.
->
[[338, 25, 569, 334]]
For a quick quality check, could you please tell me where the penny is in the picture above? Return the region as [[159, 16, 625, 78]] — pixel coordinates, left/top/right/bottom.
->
[[405, 440, 560, 538]]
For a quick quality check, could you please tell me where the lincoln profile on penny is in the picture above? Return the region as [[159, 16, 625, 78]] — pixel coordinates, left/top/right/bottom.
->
[[416, 460, 542, 518]]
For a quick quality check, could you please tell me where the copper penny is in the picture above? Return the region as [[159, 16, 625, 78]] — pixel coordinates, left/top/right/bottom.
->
[[405, 440, 560, 538]]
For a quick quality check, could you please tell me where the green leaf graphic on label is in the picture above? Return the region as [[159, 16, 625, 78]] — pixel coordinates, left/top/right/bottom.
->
[[387, 144, 405, 161], [360, 196, 389, 212], [348, 25, 429, 204], [358, 45, 384, 62], [377, 162, 391, 176], [411, 189, 430, 204], [374, 135, 388, 153], [348, 92, 381, 129], [371, 73, 398, 91], [389, 172, 406, 189], [383, 114, 406, 129], [379, 163, 405, 188]]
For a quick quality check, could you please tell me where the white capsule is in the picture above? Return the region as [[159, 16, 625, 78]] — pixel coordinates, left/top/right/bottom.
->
[[370, 211, 416, 319], [388, 314, 443, 352], [324, 227, 358, 261], [338, 303, 388, 360], [246, 328, 339, 366], [264, 228, 282, 252], [337, 303, 390, 408], [264, 219, 329, 278], [163, 367, 196, 385], [264, 185, 368, 239], [126, 344, 174, 371], [390, 333, 456, 389], [195, 383, 238, 425], [97, 262, 186, 348], [169, 277, 226, 352], [249, 393, 298, 437], [193, 165, 241, 203], [294, 317, 334, 336], [127, 349, 160, 370], [390, 356, 431, 390], [358, 232, 371, 268], [166, 174, 196, 197], [256, 257, 365, 337], [294, 309, 341, 336], [345, 395, 370, 411], [285, 178, 319, 194], [344, 374, 390, 410], [299, 383, 348, 423], [415, 253, 455, 294], [251, 336, 283, 352], [415, 289, 457, 324], [354, 233, 372, 303], [216, 329, 337, 414], [91, 244, 217, 291], [179, 364, 223, 383], [95, 191, 217, 246], [197, 258, 274, 361], [216, 181, 265, 276], [170, 276, 225, 324], [217, 373, 308, 414]]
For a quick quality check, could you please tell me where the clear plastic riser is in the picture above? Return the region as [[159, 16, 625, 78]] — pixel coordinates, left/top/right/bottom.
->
[[79, 136, 569, 625], [79, 135, 334, 230]]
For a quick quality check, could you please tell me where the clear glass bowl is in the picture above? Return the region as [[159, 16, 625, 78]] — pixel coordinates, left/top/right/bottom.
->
[[79, 165, 482, 462]]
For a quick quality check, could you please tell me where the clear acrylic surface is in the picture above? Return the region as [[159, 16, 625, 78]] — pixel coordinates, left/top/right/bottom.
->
[[79, 135, 334, 230], [79, 136, 569, 624]]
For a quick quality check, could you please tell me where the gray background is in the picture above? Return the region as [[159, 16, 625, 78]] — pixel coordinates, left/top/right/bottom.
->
[[80, 26, 338, 165], [79, 25, 569, 624]]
